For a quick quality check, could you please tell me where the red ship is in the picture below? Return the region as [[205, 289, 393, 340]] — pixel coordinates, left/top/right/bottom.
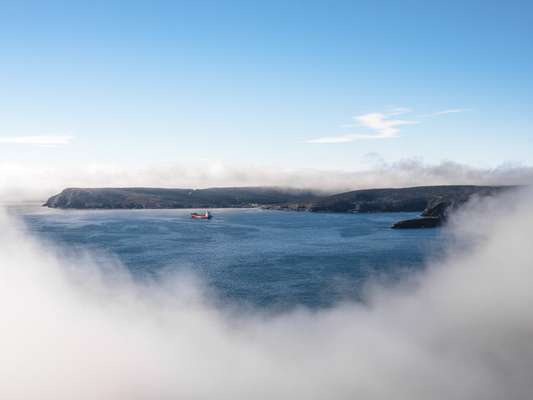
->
[[191, 210, 212, 219]]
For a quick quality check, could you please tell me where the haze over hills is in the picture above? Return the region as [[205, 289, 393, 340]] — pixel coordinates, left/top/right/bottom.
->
[[289, 185, 510, 213]]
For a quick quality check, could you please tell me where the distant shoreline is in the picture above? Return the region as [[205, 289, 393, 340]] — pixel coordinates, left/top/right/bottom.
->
[[42, 185, 515, 229], [44, 185, 513, 211]]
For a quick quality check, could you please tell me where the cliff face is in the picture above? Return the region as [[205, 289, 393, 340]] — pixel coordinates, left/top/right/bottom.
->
[[44, 187, 320, 209]]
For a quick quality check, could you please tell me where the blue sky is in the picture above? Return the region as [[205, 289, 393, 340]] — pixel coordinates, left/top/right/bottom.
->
[[1, 0, 532, 172]]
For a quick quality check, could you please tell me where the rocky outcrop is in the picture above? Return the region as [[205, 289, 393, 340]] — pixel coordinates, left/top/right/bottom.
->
[[391, 217, 442, 229], [390, 187, 513, 229]]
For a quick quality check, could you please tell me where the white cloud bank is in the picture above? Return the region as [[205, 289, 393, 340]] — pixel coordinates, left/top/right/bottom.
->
[[1, 159, 532, 202], [0, 135, 73, 146], [1, 188, 533, 399]]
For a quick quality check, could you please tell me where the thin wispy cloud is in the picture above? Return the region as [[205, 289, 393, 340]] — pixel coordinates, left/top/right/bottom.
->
[[307, 108, 418, 144], [418, 108, 471, 118], [0, 135, 73, 146], [307, 106, 471, 144], [385, 106, 412, 116], [306, 133, 386, 144]]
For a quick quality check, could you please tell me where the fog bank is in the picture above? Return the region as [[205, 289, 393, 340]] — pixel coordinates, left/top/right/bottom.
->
[[1, 159, 532, 201], [1, 189, 533, 399]]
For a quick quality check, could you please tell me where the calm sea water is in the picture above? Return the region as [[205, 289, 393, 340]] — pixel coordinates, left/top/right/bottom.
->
[[19, 207, 446, 309]]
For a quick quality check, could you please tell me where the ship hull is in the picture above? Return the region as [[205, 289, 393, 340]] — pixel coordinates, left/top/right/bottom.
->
[[191, 213, 212, 219]]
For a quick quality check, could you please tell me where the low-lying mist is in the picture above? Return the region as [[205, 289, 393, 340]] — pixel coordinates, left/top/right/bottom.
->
[[1, 159, 533, 201], [1, 189, 533, 399]]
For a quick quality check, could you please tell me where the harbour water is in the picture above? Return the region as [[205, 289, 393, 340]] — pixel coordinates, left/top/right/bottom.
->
[[20, 207, 446, 309]]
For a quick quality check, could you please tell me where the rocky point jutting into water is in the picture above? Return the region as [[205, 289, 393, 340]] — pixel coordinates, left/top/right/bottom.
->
[[390, 188, 511, 228]]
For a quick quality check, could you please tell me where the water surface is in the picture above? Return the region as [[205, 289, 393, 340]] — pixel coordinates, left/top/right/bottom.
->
[[20, 207, 445, 309]]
